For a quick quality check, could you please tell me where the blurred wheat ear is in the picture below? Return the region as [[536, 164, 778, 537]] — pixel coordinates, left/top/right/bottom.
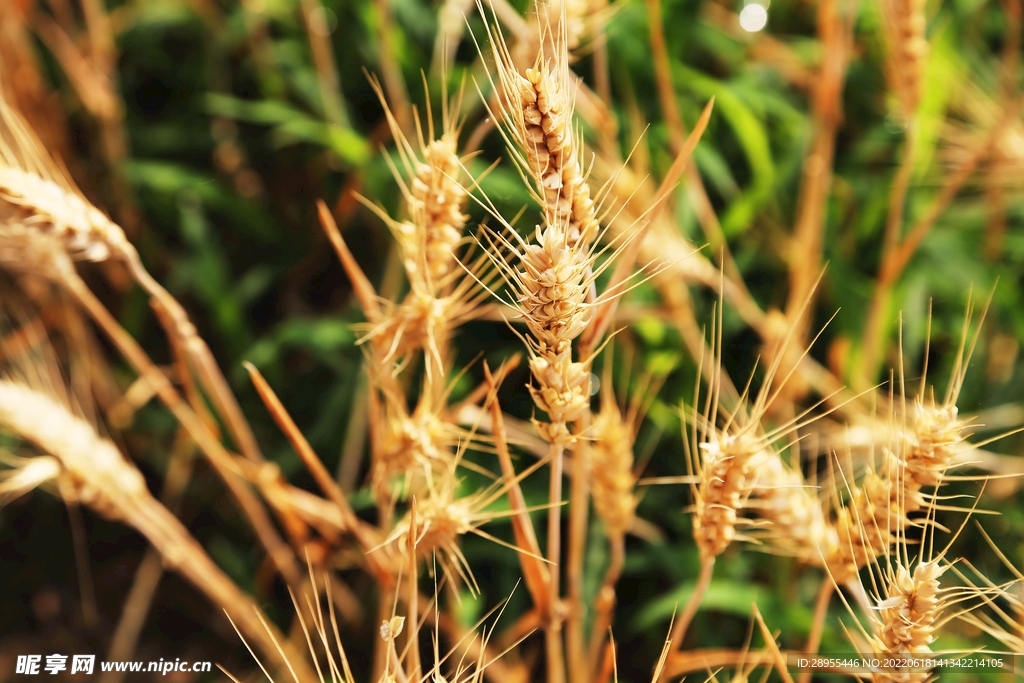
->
[[0, 285, 315, 680]]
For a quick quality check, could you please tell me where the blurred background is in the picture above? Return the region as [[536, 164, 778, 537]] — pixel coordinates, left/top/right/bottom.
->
[[1, 0, 1024, 680]]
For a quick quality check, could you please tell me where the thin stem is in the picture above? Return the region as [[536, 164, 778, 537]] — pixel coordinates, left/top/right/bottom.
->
[[406, 498, 421, 681], [785, 0, 852, 365], [796, 577, 834, 683], [566, 420, 591, 683], [668, 557, 715, 653], [374, 596, 392, 683], [101, 549, 163, 683], [374, 0, 412, 136], [338, 365, 369, 492], [60, 268, 302, 589], [102, 429, 196, 683], [122, 248, 265, 464], [858, 122, 920, 390], [587, 533, 625, 678], [67, 502, 98, 629], [547, 440, 567, 683], [881, 124, 919, 261], [299, 0, 350, 128], [124, 495, 316, 681]]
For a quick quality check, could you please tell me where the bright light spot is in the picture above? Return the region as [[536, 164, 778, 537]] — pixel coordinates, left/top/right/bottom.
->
[[739, 3, 768, 32]]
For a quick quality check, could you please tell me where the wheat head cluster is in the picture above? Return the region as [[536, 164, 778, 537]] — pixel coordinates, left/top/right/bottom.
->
[[1, 0, 1024, 682]]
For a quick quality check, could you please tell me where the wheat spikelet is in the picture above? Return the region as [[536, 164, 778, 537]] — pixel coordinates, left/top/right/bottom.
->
[[475, 206, 595, 446], [689, 295, 837, 564], [0, 96, 128, 262], [381, 450, 539, 594], [367, 74, 470, 290], [528, 343, 591, 444], [357, 251, 495, 373], [824, 414, 964, 584], [0, 379, 148, 521], [412, 137, 468, 282], [487, 6, 599, 248], [828, 303, 985, 583], [852, 500, 1004, 683], [590, 397, 637, 538], [688, 311, 779, 561], [0, 453, 62, 506], [691, 429, 770, 561], [388, 485, 475, 592], [376, 394, 451, 491], [898, 399, 969, 504], [827, 456, 902, 583], [870, 560, 945, 683], [748, 449, 838, 565]]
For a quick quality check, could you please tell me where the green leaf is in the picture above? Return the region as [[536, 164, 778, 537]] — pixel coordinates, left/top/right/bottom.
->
[[205, 94, 370, 164], [634, 579, 765, 632], [675, 65, 776, 236]]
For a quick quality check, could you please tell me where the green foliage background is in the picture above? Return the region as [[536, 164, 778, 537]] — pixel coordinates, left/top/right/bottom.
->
[[2, 0, 1024, 681]]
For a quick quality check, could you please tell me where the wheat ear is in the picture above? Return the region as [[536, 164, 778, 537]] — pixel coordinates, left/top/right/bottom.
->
[[486, 2, 599, 248], [880, 0, 928, 120], [0, 378, 314, 680], [828, 301, 986, 583], [0, 92, 262, 465], [749, 450, 837, 566]]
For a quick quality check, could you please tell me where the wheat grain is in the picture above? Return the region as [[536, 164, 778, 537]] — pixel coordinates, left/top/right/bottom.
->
[[870, 561, 944, 682], [749, 450, 837, 566], [590, 397, 637, 538], [488, 8, 599, 248], [0, 98, 127, 262]]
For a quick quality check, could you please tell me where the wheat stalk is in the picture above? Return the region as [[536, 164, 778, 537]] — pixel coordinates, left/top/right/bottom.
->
[[880, 0, 928, 121]]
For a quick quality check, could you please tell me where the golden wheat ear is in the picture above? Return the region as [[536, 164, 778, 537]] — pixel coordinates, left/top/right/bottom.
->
[[0, 286, 315, 680], [0, 94, 128, 263], [830, 468, 1008, 683], [365, 71, 472, 290], [475, 0, 601, 250]]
